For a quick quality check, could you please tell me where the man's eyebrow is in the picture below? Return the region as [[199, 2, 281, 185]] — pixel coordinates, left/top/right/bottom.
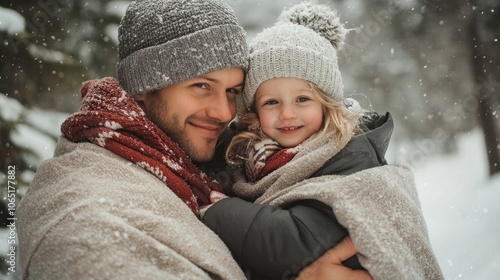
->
[[198, 76, 244, 88], [198, 76, 220, 84]]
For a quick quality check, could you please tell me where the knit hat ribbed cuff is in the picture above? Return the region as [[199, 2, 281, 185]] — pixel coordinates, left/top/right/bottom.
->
[[117, 24, 248, 95], [243, 47, 343, 109]]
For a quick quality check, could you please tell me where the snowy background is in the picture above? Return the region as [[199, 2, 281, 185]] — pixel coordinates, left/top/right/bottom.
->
[[1, 0, 499, 279], [414, 130, 500, 280]]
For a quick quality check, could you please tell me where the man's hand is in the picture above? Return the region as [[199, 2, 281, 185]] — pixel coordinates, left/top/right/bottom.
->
[[297, 236, 373, 280], [199, 191, 229, 219], [209, 190, 229, 203]]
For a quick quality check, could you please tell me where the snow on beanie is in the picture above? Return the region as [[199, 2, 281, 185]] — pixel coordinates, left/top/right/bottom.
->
[[117, 0, 248, 95], [243, 1, 347, 109]]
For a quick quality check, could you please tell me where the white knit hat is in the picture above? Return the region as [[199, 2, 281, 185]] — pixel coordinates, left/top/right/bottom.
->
[[243, 2, 347, 109]]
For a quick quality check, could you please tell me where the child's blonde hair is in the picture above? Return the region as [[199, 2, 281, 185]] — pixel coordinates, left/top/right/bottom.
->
[[226, 82, 363, 165]]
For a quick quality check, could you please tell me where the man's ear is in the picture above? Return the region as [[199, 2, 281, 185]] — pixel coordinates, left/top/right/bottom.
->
[[134, 93, 147, 102], [134, 93, 147, 111]]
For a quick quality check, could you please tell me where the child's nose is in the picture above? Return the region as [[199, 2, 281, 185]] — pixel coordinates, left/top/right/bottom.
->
[[279, 106, 297, 120]]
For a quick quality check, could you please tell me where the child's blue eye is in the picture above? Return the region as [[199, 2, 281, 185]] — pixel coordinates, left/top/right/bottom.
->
[[297, 97, 310, 102]]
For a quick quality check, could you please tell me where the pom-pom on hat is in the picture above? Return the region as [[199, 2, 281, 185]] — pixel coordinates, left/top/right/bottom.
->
[[243, 1, 347, 109], [117, 0, 249, 96]]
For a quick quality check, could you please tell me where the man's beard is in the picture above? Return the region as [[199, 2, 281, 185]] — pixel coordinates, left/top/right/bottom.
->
[[145, 97, 217, 162]]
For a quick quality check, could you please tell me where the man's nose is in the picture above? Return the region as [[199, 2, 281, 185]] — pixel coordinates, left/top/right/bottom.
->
[[206, 91, 235, 123]]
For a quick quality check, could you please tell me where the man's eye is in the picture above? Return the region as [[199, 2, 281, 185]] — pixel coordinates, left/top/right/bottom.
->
[[227, 88, 241, 95], [194, 83, 209, 89]]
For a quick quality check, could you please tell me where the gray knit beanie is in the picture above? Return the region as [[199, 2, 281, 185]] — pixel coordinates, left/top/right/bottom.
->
[[243, 2, 347, 109], [117, 0, 248, 95]]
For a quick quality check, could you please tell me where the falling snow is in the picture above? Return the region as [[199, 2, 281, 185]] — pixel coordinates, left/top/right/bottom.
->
[[1, 1, 499, 279]]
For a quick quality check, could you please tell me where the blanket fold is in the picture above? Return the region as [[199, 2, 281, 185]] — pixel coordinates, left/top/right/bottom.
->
[[232, 134, 443, 280], [16, 137, 246, 279]]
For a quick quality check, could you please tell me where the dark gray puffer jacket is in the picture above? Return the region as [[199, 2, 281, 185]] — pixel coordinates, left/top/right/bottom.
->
[[201, 112, 393, 280]]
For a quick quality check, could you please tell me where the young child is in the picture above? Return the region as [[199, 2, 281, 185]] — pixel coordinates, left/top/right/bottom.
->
[[202, 1, 384, 277], [202, 2, 443, 280]]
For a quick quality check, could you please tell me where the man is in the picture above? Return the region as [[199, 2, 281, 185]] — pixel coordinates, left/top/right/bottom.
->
[[17, 0, 368, 279]]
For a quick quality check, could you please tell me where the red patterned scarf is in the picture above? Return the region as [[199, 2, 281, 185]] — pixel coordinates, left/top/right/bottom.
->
[[245, 139, 299, 182], [61, 77, 223, 216]]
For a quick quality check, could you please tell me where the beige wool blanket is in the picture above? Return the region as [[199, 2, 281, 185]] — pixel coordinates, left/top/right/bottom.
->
[[232, 135, 444, 280], [17, 137, 246, 280]]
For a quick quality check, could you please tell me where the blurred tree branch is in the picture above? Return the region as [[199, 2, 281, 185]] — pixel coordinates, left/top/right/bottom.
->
[[468, 0, 500, 175]]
